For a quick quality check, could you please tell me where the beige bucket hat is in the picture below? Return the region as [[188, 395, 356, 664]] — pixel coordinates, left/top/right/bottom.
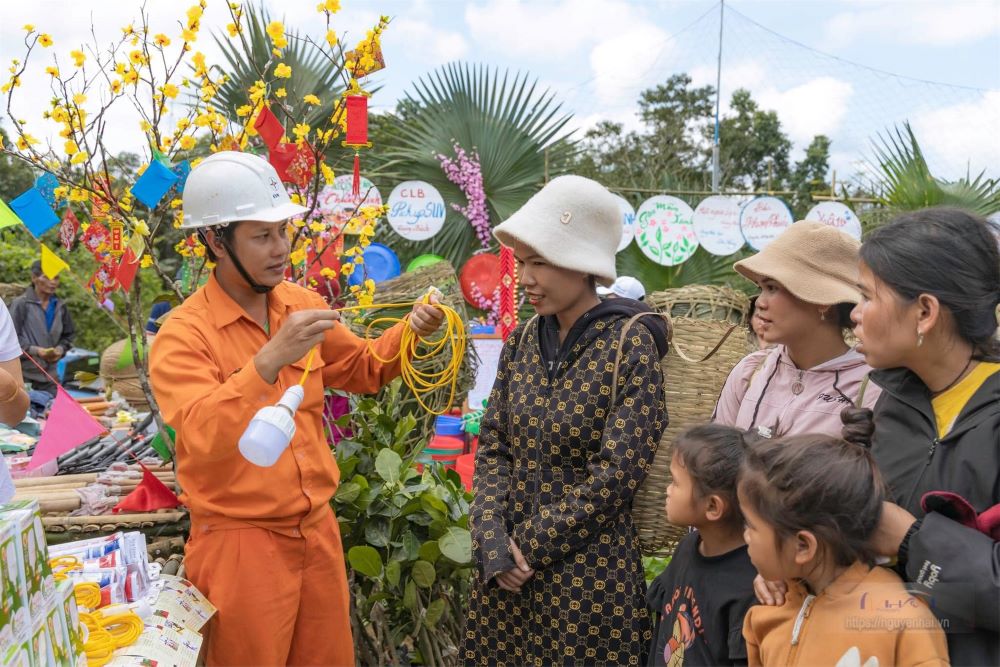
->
[[493, 175, 621, 286], [734, 221, 863, 305]]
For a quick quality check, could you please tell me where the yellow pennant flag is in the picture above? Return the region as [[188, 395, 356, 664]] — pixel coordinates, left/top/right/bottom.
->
[[40, 244, 70, 279]]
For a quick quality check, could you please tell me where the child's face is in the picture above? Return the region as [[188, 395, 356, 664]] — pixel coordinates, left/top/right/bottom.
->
[[666, 455, 704, 527], [739, 485, 794, 582]]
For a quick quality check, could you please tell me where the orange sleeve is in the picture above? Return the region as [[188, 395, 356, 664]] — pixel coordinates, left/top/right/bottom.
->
[[742, 607, 763, 667], [319, 320, 406, 394], [894, 618, 951, 666], [150, 315, 283, 463]]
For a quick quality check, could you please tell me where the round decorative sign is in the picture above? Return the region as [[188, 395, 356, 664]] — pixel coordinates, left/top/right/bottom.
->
[[634, 195, 698, 266], [692, 195, 745, 256], [386, 180, 447, 241], [739, 196, 794, 251], [614, 195, 636, 253], [805, 201, 862, 240], [314, 176, 383, 234]]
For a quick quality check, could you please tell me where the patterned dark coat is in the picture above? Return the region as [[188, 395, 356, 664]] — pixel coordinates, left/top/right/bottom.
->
[[465, 313, 667, 666]]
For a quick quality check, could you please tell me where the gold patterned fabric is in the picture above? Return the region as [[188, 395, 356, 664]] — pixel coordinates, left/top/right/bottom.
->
[[465, 315, 667, 666]]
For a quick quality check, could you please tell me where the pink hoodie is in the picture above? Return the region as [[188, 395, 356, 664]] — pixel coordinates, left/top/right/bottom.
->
[[714, 345, 881, 438]]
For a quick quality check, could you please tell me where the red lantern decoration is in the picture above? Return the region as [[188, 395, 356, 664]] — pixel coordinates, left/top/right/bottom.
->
[[342, 91, 372, 200]]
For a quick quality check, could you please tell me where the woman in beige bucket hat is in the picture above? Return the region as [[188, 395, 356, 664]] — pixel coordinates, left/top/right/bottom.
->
[[465, 175, 670, 665], [713, 221, 881, 439]]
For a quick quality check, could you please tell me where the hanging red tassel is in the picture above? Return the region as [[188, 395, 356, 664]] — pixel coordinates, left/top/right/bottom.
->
[[342, 89, 372, 203], [499, 245, 518, 340], [352, 152, 361, 199]]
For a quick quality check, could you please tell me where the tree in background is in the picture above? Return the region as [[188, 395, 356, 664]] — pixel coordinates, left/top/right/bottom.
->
[[573, 74, 834, 293], [374, 63, 576, 274]]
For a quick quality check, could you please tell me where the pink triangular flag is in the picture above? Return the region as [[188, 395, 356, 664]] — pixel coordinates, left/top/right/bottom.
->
[[28, 387, 107, 469]]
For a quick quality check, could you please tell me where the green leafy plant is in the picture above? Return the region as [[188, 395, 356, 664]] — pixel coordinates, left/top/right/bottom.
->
[[376, 63, 576, 271], [333, 382, 473, 666], [870, 122, 1000, 218]]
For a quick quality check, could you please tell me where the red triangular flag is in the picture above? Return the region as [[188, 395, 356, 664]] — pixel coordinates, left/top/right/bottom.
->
[[28, 387, 107, 469], [113, 462, 180, 513], [253, 105, 284, 149], [115, 247, 141, 292]]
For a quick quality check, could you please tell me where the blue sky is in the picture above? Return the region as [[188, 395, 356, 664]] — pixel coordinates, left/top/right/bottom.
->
[[2, 0, 998, 182]]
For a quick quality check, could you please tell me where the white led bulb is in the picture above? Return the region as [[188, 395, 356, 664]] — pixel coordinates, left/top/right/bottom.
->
[[238, 384, 305, 467]]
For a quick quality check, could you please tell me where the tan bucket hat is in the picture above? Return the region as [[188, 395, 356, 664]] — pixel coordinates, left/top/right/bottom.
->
[[734, 221, 862, 305], [493, 175, 621, 286]]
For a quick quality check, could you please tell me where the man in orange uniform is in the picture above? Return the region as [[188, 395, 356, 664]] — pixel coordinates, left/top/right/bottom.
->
[[150, 152, 443, 665]]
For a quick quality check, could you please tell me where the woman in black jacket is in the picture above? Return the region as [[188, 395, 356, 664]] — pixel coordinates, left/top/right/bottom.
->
[[844, 208, 1000, 666]]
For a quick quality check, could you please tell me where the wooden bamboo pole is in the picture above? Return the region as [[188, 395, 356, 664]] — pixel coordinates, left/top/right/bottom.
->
[[41, 511, 186, 527]]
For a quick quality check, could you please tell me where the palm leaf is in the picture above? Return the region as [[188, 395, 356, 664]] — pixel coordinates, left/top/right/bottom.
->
[[373, 63, 577, 271], [211, 3, 348, 129], [870, 122, 1000, 217]]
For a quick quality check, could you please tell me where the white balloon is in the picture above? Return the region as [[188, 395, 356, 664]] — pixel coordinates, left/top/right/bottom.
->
[[387, 181, 447, 241], [635, 195, 699, 266], [693, 195, 745, 256]]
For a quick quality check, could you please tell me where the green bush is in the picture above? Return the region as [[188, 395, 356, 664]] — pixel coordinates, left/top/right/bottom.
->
[[333, 381, 472, 666]]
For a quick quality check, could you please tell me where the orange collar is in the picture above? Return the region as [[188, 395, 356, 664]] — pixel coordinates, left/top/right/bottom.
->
[[204, 272, 290, 331]]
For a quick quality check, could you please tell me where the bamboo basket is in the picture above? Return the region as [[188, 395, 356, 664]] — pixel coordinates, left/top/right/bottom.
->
[[647, 284, 749, 324], [100, 339, 150, 410], [633, 286, 751, 557]]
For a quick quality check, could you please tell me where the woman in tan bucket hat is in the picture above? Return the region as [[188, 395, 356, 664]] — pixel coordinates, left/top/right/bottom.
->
[[464, 175, 670, 666], [713, 221, 881, 439]]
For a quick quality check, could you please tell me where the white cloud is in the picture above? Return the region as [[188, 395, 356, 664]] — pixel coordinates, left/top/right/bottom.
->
[[391, 18, 468, 65], [589, 25, 672, 105], [822, 1, 1000, 48], [758, 77, 854, 144], [912, 90, 1000, 178], [465, 0, 651, 58], [691, 62, 854, 145], [689, 61, 767, 119]]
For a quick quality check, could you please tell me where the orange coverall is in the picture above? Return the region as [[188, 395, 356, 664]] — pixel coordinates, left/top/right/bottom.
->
[[150, 274, 404, 665]]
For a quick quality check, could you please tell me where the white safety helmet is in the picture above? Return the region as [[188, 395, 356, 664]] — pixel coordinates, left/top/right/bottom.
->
[[596, 275, 646, 301], [180, 151, 307, 229]]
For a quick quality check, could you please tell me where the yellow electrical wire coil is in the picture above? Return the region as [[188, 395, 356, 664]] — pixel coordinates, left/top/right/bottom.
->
[[295, 292, 468, 415], [74, 581, 102, 610], [80, 609, 144, 666], [335, 296, 467, 415], [50, 555, 82, 580]]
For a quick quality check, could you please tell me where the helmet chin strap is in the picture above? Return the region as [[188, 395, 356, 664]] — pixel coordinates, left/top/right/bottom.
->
[[221, 235, 274, 294], [202, 227, 275, 294]]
